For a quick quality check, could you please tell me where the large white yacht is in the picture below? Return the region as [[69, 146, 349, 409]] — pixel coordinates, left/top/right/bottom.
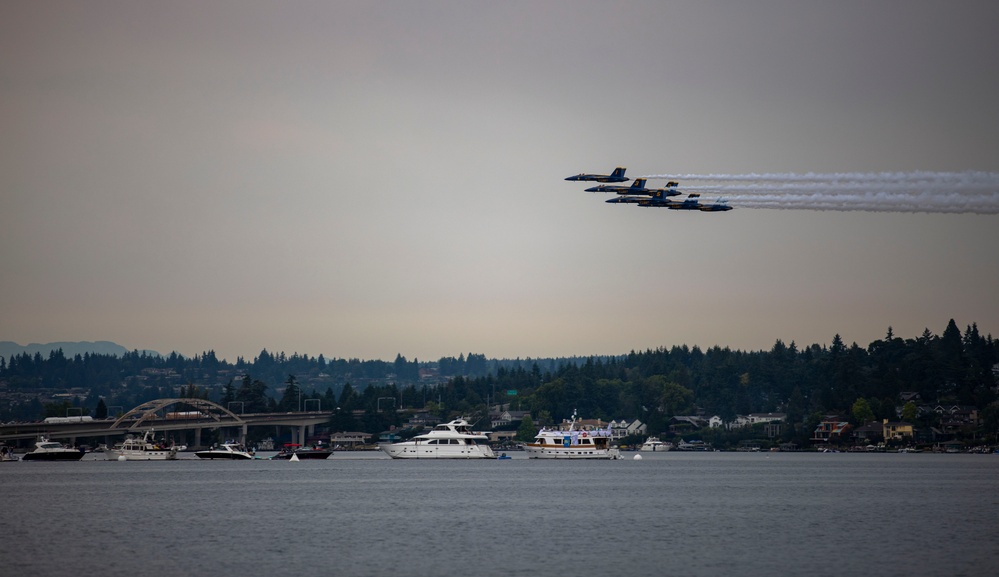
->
[[380, 418, 496, 459], [110, 430, 179, 461], [522, 413, 621, 459], [639, 437, 671, 452]]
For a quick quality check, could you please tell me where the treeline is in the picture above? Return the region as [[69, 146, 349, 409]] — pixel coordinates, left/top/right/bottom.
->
[[2, 320, 997, 442], [0, 349, 496, 397], [322, 320, 998, 444]]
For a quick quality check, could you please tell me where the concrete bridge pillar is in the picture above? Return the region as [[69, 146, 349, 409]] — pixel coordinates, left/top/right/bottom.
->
[[195, 427, 202, 449], [299, 425, 306, 446], [241, 424, 248, 445]]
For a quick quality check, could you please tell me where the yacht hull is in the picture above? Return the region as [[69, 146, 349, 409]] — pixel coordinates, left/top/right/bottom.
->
[[22, 450, 85, 461], [522, 446, 621, 459], [380, 444, 495, 459], [195, 451, 253, 460]]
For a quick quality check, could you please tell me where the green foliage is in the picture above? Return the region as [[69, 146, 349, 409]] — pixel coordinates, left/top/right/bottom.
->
[[515, 415, 536, 442], [851, 398, 875, 425], [3, 320, 997, 442]]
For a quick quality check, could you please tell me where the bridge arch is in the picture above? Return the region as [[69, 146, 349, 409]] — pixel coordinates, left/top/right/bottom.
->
[[110, 398, 245, 430]]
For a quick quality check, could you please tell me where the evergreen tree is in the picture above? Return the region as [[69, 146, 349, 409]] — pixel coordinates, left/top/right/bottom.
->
[[280, 374, 301, 412], [516, 414, 537, 442], [95, 398, 108, 419]]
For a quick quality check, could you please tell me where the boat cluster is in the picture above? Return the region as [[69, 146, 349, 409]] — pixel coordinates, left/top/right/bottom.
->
[[3, 433, 335, 462], [7, 414, 630, 462], [379, 414, 623, 460]]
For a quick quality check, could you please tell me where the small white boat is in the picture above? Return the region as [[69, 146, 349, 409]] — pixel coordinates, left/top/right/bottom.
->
[[380, 418, 496, 459], [522, 412, 621, 459], [1, 444, 19, 462], [110, 430, 179, 461], [639, 437, 671, 452], [195, 441, 255, 460], [21, 437, 86, 461]]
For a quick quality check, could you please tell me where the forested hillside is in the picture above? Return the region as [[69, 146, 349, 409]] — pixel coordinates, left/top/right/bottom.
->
[[2, 320, 997, 446]]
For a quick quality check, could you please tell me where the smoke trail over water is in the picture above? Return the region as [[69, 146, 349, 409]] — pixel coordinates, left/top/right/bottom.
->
[[637, 171, 999, 214]]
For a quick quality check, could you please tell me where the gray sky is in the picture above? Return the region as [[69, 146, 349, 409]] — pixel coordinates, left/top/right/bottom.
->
[[3, 1, 998, 362]]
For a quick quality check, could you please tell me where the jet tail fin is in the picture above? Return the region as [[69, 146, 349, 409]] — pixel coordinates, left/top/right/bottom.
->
[[611, 167, 627, 178], [630, 178, 647, 190]]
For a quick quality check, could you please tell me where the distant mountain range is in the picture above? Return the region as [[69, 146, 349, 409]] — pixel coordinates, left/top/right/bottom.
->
[[0, 341, 161, 361]]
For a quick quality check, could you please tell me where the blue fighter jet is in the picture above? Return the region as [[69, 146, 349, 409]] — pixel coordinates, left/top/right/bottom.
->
[[666, 193, 704, 210], [565, 167, 629, 183], [698, 198, 733, 212], [585, 178, 648, 194]]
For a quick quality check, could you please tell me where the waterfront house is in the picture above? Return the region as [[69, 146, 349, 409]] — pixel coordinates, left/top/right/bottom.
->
[[609, 419, 646, 439], [882, 419, 914, 441], [749, 412, 786, 424], [490, 410, 530, 428], [811, 420, 852, 444], [331, 432, 371, 449], [669, 416, 708, 435], [853, 421, 884, 444]]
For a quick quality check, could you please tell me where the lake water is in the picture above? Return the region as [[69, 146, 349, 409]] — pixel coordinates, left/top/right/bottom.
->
[[3, 451, 998, 577]]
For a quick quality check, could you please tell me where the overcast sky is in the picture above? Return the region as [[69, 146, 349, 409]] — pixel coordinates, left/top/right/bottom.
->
[[3, 1, 998, 363]]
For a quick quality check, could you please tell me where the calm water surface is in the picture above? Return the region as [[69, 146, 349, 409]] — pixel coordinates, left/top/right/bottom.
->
[[3, 451, 998, 577]]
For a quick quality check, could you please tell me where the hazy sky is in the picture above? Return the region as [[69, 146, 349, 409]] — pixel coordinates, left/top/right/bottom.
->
[[3, 1, 998, 362]]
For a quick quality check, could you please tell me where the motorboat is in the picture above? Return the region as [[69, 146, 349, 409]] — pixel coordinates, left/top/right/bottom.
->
[[270, 443, 333, 460], [21, 437, 86, 461], [195, 441, 255, 460], [522, 412, 621, 459], [380, 418, 496, 459], [1, 444, 19, 462], [639, 437, 671, 452], [110, 430, 179, 461], [675, 440, 710, 451]]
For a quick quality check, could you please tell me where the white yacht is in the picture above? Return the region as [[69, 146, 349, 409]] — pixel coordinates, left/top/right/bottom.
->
[[639, 437, 671, 452], [523, 413, 621, 459], [195, 441, 255, 460], [110, 430, 179, 461], [675, 439, 710, 451], [21, 437, 86, 461], [380, 418, 496, 459]]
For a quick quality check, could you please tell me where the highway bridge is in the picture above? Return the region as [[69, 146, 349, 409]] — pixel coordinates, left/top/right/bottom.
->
[[0, 398, 333, 449]]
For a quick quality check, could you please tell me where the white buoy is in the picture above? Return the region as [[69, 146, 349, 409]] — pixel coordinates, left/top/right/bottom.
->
[[633, 453, 643, 460], [117, 455, 127, 461], [290, 453, 300, 462]]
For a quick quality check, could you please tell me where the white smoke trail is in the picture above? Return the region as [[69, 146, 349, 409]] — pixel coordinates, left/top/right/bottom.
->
[[634, 171, 999, 214]]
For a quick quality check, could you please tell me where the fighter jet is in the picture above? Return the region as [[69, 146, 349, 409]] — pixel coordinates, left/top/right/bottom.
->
[[666, 193, 704, 210], [605, 196, 645, 204], [565, 167, 629, 183], [634, 185, 683, 207], [585, 178, 648, 194], [641, 181, 682, 197], [698, 199, 733, 212]]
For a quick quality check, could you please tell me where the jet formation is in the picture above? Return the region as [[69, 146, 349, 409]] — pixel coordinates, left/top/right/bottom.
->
[[565, 167, 732, 212]]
